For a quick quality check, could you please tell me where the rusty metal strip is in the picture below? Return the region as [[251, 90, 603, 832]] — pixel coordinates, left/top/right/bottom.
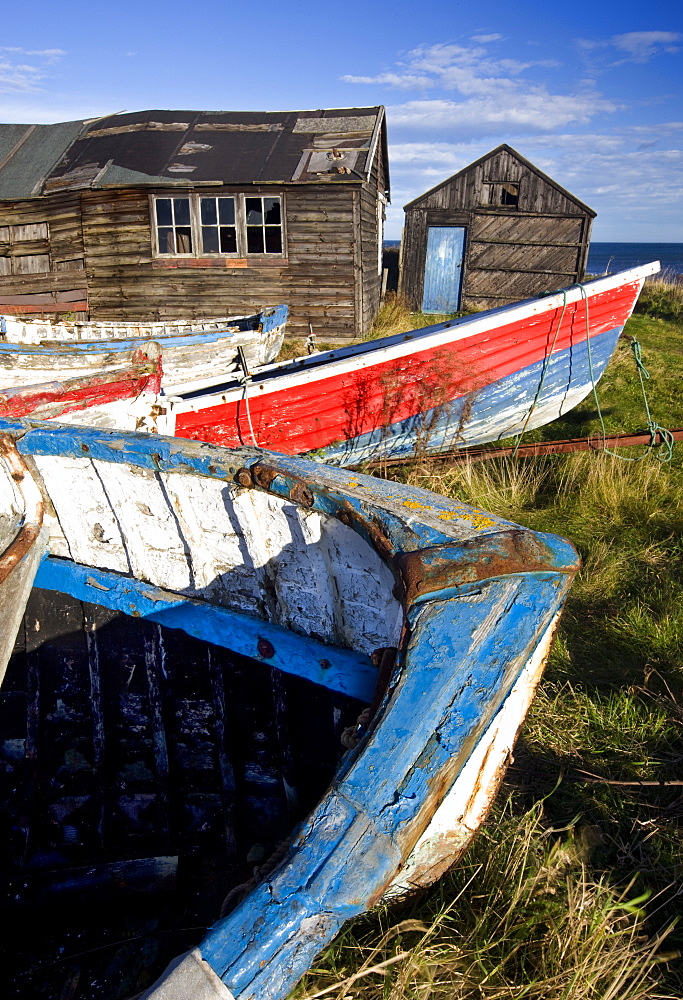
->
[[366, 427, 683, 468], [0, 433, 44, 585]]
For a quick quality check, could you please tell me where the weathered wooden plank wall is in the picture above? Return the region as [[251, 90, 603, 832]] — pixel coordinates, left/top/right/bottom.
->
[[1, 179, 385, 340], [0, 194, 87, 315], [400, 146, 594, 312]]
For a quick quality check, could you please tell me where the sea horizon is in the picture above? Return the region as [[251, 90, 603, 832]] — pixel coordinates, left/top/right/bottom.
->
[[383, 240, 683, 277]]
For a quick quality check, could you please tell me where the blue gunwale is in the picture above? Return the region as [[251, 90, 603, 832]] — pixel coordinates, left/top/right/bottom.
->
[[34, 555, 378, 702], [0, 304, 288, 356], [0, 418, 579, 1000], [0, 418, 578, 572]]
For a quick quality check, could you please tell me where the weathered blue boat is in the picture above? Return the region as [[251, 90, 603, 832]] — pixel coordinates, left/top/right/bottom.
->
[[0, 304, 287, 390], [0, 420, 578, 1000]]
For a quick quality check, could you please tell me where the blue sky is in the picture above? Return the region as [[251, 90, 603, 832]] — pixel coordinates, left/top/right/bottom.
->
[[2, 0, 681, 241]]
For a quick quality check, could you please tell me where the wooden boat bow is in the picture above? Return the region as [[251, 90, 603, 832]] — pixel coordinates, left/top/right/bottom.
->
[[0, 420, 579, 1000]]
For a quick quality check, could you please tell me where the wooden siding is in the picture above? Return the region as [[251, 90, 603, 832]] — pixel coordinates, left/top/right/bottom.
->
[[0, 183, 383, 339], [0, 193, 87, 313], [80, 186, 364, 339], [401, 146, 593, 312]]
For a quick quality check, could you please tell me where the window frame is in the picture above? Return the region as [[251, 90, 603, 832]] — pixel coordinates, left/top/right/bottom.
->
[[150, 193, 286, 260], [481, 181, 520, 210]]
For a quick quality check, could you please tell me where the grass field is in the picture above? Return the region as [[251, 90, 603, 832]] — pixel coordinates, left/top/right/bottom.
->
[[291, 277, 683, 1000]]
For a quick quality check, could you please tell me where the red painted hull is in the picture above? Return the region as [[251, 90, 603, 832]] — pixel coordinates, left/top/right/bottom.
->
[[0, 348, 162, 421], [173, 275, 645, 455]]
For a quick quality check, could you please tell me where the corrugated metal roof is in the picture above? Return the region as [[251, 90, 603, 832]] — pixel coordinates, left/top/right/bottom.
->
[[0, 107, 387, 200]]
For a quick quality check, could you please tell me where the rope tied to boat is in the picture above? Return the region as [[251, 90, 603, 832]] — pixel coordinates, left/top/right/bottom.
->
[[582, 284, 675, 462], [514, 282, 674, 463], [236, 346, 258, 447], [626, 337, 676, 460], [512, 289, 569, 458]]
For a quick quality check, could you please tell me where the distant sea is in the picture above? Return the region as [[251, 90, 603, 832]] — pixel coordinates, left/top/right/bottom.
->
[[383, 241, 683, 278], [586, 243, 682, 278]]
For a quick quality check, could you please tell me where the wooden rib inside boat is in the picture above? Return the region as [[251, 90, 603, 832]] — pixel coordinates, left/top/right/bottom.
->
[[2, 589, 361, 1000], [0, 421, 579, 1000]]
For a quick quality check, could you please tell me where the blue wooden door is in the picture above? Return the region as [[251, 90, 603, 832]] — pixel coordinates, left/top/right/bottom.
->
[[421, 226, 466, 313]]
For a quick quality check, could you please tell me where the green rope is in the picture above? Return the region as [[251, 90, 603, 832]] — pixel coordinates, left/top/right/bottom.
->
[[582, 284, 673, 462], [513, 283, 674, 462], [512, 290, 569, 457]]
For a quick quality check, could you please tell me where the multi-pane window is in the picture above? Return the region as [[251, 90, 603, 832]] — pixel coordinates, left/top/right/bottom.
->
[[245, 197, 282, 254], [200, 197, 237, 254], [152, 195, 284, 257], [155, 198, 193, 253]]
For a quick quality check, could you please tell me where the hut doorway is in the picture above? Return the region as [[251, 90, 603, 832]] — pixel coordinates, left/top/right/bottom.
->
[[421, 226, 466, 313]]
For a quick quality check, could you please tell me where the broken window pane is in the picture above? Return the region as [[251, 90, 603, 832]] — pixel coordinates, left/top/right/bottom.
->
[[264, 198, 281, 225], [245, 199, 263, 225], [500, 183, 519, 207], [220, 227, 237, 254]]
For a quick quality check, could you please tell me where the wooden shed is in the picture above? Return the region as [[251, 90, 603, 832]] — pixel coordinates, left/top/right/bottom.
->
[[0, 107, 389, 340], [399, 144, 595, 313]]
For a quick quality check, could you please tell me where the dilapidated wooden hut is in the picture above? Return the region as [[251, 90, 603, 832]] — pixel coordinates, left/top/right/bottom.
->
[[0, 107, 389, 340], [399, 144, 594, 313]]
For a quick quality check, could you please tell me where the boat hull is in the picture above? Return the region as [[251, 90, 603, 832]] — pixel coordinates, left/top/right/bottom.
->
[[0, 421, 579, 1000], [0, 435, 47, 682], [75, 265, 650, 465], [0, 305, 287, 390]]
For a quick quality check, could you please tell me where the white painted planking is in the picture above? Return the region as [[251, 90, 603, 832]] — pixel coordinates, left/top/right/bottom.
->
[[92, 461, 193, 592], [26, 454, 403, 653], [161, 474, 265, 612], [33, 455, 131, 572], [316, 515, 402, 653]]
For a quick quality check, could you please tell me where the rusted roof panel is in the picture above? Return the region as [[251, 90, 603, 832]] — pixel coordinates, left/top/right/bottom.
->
[[0, 108, 385, 198]]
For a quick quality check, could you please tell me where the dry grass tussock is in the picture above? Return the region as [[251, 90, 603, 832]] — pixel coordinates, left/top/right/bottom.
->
[[293, 802, 678, 1000], [400, 449, 678, 535], [634, 271, 683, 324], [400, 452, 683, 631], [365, 293, 456, 341]]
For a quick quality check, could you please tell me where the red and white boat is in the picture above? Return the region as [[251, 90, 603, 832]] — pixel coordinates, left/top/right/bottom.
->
[[0, 344, 162, 422], [41, 266, 660, 465]]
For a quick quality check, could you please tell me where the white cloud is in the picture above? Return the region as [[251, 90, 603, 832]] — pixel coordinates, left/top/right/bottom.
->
[[576, 30, 681, 70], [382, 132, 683, 240], [0, 59, 46, 94], [387, 89, 617, 132], [342, 72, 434, 90], [346, 40, 604, 133], [343, 41, 559, 97], [0, 47, 66, 97], [347, 35, 681, 240], [612, 31, 681, 62]]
